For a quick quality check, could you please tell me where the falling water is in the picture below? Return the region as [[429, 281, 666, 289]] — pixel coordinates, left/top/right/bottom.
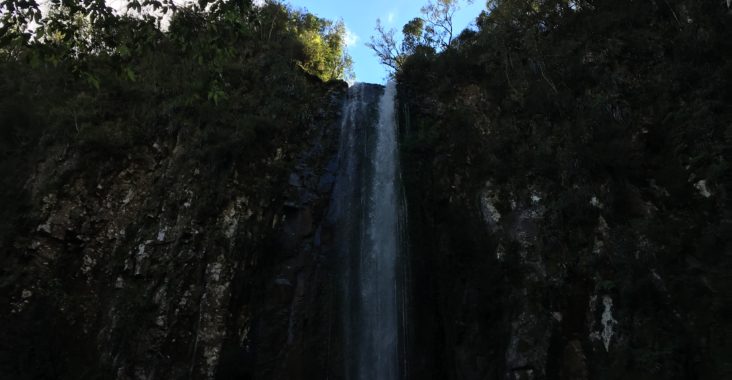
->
[[329, 82, 407, 380]]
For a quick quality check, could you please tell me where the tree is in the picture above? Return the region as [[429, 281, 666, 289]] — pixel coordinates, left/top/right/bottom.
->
[[421, 0, 471, 49], [402, 17, 426, 54], [0, 0, 43, 47], [366, 19, 405, 72], [295, 13, 354, 82], [367, 0, 473, 73]]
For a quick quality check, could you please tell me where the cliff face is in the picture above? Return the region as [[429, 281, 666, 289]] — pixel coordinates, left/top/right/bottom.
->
[[3, 2, 732, 379], [0, 80, 347, 380], [398, 2, 731, 380], [401, 76, 731, 380]]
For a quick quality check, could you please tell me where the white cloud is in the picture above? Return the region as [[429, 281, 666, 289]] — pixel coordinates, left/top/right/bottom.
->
[[253, 0, 266, 7], [344, 27, 359, 47], [387, 11, 396, 24]]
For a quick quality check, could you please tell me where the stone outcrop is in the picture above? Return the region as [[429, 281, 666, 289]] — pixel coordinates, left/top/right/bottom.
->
[[398, 82, 731, 379], [0, 82, 348, 380]]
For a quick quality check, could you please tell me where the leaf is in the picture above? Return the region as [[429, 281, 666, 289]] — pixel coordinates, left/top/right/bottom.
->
[[85, 72, 100, 89], [29, 51, 41, 68], [128, 0, 142, 12], [45, 53, 60, 67], [118, 44, 130, 57], [124, 67, 136, 82]]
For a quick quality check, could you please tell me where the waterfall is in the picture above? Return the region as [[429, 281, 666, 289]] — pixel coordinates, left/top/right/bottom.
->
[[329, 82, 407, 380]]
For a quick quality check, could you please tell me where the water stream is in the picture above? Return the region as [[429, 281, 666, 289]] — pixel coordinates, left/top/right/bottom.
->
[[329, 82, 408, 380]]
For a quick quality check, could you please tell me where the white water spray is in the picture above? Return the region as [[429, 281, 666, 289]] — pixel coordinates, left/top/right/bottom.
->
[[329, 82, 406, 380]]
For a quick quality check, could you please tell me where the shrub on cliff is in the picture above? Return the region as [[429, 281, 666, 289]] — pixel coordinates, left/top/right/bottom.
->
[[0, 0, 352, 149]]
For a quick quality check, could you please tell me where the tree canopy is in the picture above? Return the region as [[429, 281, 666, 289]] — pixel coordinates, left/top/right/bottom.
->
[[366, 0, 472, 74], [0, 0, 354, 173], [0, 0, 353, 82]]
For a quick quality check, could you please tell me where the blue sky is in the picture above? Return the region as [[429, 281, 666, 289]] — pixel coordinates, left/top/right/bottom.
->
[[286, 0, 487, 84]]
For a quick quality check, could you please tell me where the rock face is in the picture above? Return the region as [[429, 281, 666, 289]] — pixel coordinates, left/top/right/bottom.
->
[[394, 3, 731, 379], [397, 41, 730, 380], [400, 89, 731, 379], [0, 82, 347, 380]]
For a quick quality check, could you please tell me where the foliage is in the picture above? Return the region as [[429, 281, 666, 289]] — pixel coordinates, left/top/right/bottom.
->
[[366, 19, 407, 72], [397, 0, 732, 377], [367, 0, 471, 74], [0, 0, 352, 145], [420, 0, 469, 48], [0, 0, 352, 246]]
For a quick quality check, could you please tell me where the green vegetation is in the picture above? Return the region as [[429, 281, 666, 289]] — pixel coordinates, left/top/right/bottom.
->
[[387, 0, 732, 377], [395, 0, 731, 193], [0, 0, 353, 148], [367, 0, 472, 72], [0, 0, 352, 246]]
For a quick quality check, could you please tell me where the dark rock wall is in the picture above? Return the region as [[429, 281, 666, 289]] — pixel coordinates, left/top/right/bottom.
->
[[396, 68, 732, 380], [400, 87, 730, 380], [397, 4, 731, 379], [0, 82, 347, 380]]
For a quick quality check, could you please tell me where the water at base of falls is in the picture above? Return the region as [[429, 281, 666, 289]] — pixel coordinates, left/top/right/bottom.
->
[[329, 82, 408, 380]]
